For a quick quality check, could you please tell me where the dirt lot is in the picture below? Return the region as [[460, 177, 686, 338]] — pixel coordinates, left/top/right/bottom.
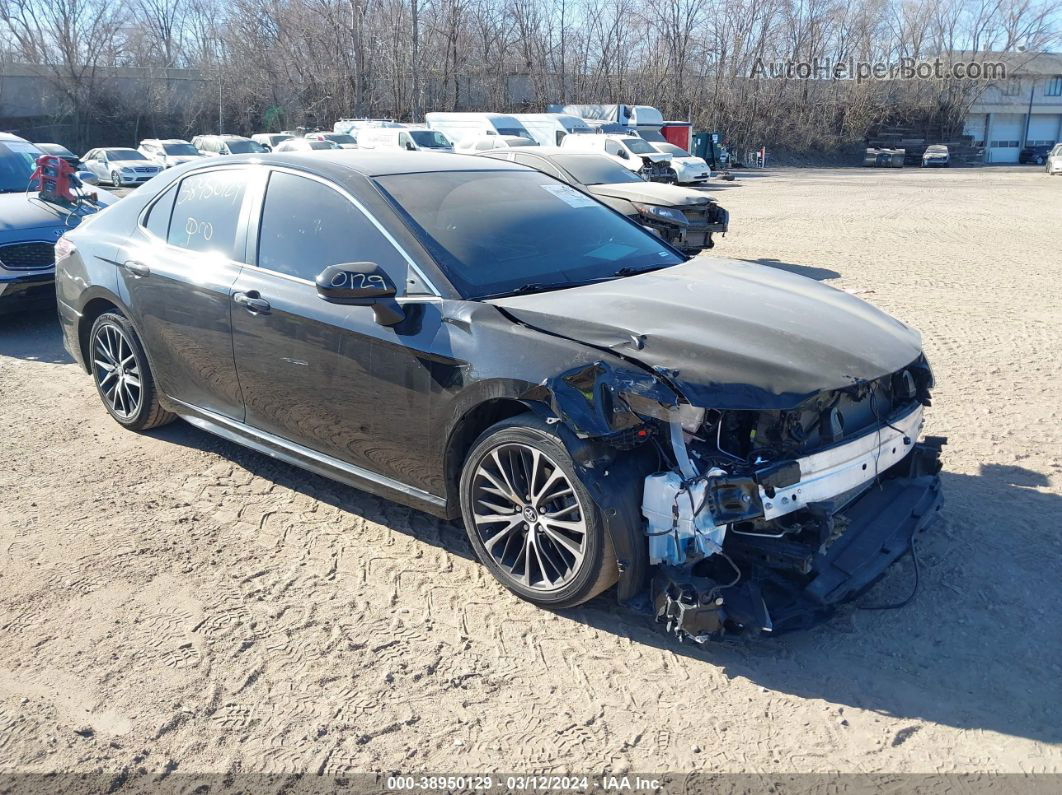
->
[[1, 167, 1060, 781]]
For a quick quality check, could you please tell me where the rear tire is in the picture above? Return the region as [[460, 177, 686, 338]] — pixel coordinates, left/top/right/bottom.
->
[[459, 416, 617, 608], [89, 312, 175, 431]]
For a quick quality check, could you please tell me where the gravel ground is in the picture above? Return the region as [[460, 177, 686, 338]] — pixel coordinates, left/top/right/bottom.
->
[[1, 166, 1060, 781]]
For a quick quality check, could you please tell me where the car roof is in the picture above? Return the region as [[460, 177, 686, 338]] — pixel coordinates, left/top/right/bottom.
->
[[204, 150, 523, 177]]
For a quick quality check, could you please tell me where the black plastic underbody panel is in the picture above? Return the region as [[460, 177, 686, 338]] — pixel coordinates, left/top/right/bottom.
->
[[804, 473, 941, 604]]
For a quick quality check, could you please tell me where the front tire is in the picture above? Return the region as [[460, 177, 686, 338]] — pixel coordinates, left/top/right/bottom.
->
[[111, 171, 123, 188], [459, 417, 617, 608], [89, 312, 175, 431]]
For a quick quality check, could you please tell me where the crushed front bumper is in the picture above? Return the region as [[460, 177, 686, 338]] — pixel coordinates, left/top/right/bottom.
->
[[652, 438, 945, 641]]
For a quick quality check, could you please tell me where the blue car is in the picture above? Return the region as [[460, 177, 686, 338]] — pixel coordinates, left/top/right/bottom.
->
[[0, 132, 117, 314]]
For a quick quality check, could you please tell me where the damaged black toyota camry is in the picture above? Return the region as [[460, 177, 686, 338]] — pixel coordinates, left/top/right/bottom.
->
[[56, 151, 944, 642]]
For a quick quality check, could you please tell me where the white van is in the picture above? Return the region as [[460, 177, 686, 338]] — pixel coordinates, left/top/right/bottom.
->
[[357, 127, 454, 152], [560, 133, 675, 182], [511, 113, 594, 147], [424, 113, 532, 147]]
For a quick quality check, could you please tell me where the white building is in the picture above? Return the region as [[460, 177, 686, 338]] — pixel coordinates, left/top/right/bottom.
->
[[965, 52, 1062, 163]]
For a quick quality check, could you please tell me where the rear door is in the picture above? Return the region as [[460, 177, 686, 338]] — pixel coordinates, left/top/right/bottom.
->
[[116, 165, 253, 419], [229, 168, 437, 479]]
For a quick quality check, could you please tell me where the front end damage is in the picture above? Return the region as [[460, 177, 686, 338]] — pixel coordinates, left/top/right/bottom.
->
[[524, 357, 945, 642]]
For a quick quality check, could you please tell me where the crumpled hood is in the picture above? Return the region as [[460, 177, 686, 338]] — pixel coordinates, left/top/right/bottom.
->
[[493, 257, 923, 410], [640, 152, 672, 164], [588, 181, 712, 206]]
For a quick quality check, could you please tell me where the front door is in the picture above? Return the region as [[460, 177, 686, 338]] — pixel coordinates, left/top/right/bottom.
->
[[116, 166, 252, 419], [230, 168, 436, 481]]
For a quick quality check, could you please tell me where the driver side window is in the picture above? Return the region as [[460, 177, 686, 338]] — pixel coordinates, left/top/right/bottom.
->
[[604, 140, 620, 156], [256, 171, 409, 288]]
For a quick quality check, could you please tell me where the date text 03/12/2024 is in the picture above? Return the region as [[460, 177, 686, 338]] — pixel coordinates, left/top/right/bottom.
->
[[386, 775, 663, 791]]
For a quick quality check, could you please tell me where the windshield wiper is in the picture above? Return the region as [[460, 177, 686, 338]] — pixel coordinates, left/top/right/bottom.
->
[[613, 265, 668, 278], [480, 280, 590, 299]]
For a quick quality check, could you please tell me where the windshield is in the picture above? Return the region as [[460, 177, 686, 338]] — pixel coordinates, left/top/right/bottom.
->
[[624, 138, 656, 154], [0, 141, 41, 193], [376, 170, 683, 299], [655, 142, 692, 158], [410, 130, 452, 148], [323, 133, 356, 145], [926, 145, 948, 153], [163, 143, 199, 156], [107, 149, 146, 161], [38, 143, 75, 158], [552, 154, 645, 185], [227, 140, 267, 154]]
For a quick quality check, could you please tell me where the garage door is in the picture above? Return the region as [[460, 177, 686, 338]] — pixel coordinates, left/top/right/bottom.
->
[[988, 114, 1023, 163], [964, 114, 988, 146], [1026, 114, 1060, 147]]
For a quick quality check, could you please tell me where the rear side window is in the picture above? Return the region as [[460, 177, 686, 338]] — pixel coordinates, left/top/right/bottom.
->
[[257, 171, 406, 284], [167, 169, 248, 260], [143, 183, 177, 239]]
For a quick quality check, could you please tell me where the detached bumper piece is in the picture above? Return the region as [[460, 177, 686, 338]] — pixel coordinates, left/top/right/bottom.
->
[[652, 440, 944, 642]]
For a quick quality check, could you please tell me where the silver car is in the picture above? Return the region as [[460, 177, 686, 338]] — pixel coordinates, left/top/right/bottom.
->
[[922, 145, 950, 168], [1046, 143, 1062, 175], [138, 139, 204, 169], [81, 148, 163, 187]]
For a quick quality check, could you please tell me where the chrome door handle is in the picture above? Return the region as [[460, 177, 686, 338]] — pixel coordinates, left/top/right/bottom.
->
[[121, 260, 150, 277], [233, 291, 271, 314]]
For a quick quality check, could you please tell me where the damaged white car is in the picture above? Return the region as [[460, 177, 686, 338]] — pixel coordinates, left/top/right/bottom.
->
[[56, 152, 943, 642]]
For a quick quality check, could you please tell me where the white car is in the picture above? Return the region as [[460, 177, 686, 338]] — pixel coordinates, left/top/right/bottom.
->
[[272, 138, 339, 153], [650, 141, 711, 184], [1046, 143, 1062, 175], [137, 139, 204, 169], [191, 135, 267, 157], [560, 133, 674, 182], [251, 133, 294, 151], [304, 132, 359, 149], [81, 148, 162, 187], [922, 145, 950, 167], [453, 135, 538, 154]]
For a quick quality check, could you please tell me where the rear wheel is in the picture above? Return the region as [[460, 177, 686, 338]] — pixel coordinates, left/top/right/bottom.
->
[[459, 417, 616, 608], [89, 312, 174, 431]]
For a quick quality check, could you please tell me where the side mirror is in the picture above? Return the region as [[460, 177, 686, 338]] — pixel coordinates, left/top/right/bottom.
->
[[316, 262, 405, 326], [618, 149, 630, 160], [405, 142, 416, 151]]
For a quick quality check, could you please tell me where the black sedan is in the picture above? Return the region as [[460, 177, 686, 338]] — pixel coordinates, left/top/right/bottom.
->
[[55, 151, 944, 641], [478, 148, 727, 253], [1019, 144, 1054, 165]]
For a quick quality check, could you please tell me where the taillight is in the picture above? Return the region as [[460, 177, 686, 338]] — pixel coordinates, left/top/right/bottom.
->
[[55, 235, 76, 261]]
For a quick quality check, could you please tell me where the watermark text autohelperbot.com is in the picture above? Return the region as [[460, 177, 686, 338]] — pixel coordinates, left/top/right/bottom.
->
[[751, 57, 1006, 83]]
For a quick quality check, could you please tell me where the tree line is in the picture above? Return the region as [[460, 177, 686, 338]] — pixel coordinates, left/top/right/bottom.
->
[[1, 0, 1060, 153]]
